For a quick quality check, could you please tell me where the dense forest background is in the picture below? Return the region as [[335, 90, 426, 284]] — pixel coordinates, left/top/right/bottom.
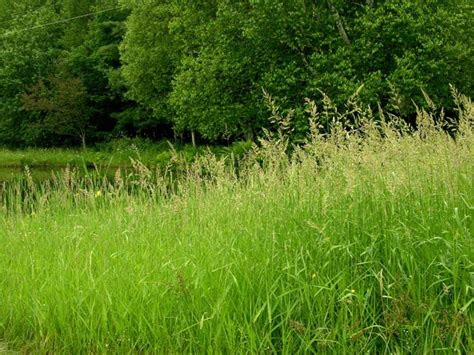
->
[[0, 0, 472, 148]]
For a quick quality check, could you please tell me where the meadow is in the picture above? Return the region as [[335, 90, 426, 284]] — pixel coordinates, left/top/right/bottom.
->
[[0, 98, 473, 353]]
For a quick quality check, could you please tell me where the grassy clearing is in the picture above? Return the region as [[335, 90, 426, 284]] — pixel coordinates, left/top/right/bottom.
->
[[0, 99, 473, 353], [0, 139, 252, 170]]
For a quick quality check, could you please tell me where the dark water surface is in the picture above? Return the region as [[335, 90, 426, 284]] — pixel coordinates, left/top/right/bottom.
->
[[0, 166, 110, 184], [0, 166, 57, 183]]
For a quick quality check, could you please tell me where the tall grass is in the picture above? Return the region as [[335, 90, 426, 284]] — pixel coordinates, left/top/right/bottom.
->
[[0, 93, 473, 353]]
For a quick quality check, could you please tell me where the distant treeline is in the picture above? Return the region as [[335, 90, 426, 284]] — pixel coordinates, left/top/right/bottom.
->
[[0, 0, 472, 148]]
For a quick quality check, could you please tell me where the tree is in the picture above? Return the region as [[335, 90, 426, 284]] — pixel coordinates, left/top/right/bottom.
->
[[121, 0, 473, 141], [63, 0, 131, 140], [1, 0, 472, 147], [22, 67, 91, 148], [0, 2, 61, 147], [0, 0, 132, 147], [119, 2, 180, 136]]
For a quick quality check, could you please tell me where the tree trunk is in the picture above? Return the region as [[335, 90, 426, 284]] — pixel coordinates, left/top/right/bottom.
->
[[173, 126, 178, 143], [191, 130, 196, 148], [328, 1, 351, 46], [79, 130, 86, 150]]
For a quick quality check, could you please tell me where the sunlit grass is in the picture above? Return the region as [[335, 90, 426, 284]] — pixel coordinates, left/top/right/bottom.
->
[[0, 95, 473, 353]]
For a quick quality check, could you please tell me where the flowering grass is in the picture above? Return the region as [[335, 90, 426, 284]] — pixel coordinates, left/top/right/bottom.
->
[[0, 97, 473, 353]]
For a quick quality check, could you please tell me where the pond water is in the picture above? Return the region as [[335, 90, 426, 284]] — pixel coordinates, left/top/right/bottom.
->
[[0, 166, 111, 184], [0, 166, 58, 183], [0, 164, 169, 187]]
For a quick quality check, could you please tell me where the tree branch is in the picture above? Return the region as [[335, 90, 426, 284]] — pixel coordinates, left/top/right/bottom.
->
[[328, 1, 351, 46]]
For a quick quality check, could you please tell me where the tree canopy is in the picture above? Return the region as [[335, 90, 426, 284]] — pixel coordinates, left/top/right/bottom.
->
[[0, 0, 472, 147]]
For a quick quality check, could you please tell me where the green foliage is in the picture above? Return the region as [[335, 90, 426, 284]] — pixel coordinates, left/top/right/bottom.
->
[[119, 0, 473, 142], [22, 64, 91, 147], [0, 0, 472, 146], [120, 3, 176, 120], [0, 0, 130, 148], [0, 3, 61, 147], [343, 1, 474, 114], [63, 1, 131, 140]]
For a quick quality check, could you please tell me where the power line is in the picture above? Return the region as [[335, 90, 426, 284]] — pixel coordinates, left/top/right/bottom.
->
[[1, 5, 125, 38]]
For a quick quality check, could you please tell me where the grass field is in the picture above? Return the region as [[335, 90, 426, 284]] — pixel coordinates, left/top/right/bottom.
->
[[0, 100, 473, 353], [0, 139, 252, 170]]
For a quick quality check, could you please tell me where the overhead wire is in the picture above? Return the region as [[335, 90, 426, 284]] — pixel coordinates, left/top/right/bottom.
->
[[1, 5, 125, 38]]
